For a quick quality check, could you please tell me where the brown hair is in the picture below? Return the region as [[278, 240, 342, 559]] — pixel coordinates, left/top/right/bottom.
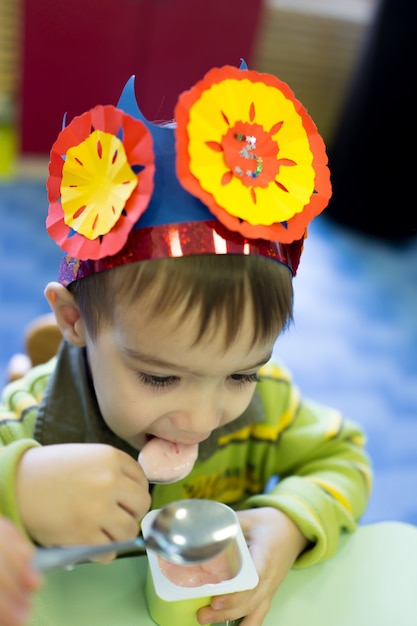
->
[[68, 254, 293, 346]]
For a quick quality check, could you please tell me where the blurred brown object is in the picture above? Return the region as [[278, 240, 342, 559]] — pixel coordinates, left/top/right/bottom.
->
[[7, 313, 62, 381]]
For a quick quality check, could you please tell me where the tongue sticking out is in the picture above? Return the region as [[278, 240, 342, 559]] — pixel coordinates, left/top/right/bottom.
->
[[138, 437, 199, 484]]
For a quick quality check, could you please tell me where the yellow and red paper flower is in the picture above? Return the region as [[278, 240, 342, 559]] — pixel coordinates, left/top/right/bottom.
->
[[175, 66, 331, 243], [46, 105, 155, 260]]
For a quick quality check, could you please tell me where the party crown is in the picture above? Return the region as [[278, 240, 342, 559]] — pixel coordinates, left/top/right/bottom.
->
[[46, 60, 332, 285]]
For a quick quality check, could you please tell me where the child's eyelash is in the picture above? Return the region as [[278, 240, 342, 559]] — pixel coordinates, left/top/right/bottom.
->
[[137, 373, 179, 388], [230, 372, 260, 385], [136, 372, 260, 389]]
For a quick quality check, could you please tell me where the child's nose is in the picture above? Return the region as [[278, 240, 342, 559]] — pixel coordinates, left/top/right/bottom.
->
[[175, 395, 222, 434]]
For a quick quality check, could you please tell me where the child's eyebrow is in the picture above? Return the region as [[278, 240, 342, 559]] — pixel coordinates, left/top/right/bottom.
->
[[236, 354, 273, 372], [123, 347, 272, 374]]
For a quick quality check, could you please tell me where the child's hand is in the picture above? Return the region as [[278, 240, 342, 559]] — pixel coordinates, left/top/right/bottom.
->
[[0, 517, 43, 626], [197, 507, 309, 626], [16, 443, 151, 557]]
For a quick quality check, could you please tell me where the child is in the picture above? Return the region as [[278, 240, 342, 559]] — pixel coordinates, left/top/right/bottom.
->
[[0, 516, 43, 626], [0, 62, 372, 625]]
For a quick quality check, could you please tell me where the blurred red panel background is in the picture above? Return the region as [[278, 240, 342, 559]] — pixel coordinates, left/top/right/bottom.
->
[[20, 0, 263, 154]]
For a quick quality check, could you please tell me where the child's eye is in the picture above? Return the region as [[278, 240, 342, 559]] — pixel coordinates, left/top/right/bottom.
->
[[137, 373, 180, 388], [229, 372, 260, 386]]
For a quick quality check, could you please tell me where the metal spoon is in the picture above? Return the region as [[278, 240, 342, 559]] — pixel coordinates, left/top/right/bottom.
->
[[33, 499, 238, 573]]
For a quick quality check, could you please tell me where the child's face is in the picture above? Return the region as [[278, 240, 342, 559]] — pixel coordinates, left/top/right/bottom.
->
[[83, 294, 277, 451]]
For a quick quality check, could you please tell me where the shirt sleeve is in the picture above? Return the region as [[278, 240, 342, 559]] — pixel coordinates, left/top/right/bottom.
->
[[243, 362, 372, 567], [0, 363, 53, 531]]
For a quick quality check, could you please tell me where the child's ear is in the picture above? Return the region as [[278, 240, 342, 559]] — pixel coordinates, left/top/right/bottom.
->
[[44, 282, 86, 347]]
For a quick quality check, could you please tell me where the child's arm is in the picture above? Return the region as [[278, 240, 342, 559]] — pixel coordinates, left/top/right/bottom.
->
[[245, 363, 372, 565], [0, 516, 43, 626], [199, 364, 372, 626], [0, 368, 151, 551]]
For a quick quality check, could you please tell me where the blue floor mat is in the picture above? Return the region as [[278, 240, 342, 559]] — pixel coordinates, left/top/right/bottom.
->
[[1, 179, 416, 526]]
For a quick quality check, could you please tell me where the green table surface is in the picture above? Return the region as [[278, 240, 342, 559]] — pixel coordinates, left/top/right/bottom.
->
[[29, 521, 417, 626]]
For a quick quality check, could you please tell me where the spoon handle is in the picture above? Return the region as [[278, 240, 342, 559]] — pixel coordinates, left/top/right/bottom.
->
[[33, 536, 147, 573]]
